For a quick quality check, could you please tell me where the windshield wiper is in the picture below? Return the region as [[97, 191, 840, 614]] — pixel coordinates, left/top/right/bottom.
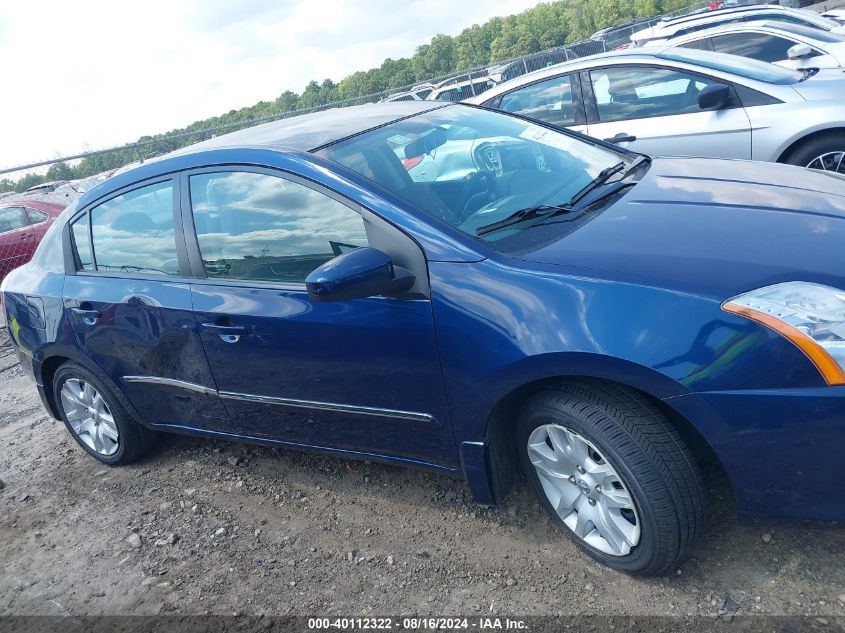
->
[[476, 156, 649, 237]]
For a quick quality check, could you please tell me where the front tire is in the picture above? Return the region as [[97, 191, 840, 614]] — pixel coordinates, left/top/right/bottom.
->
[[53, 362, 158, 465], [784, 133, 845, 173], [517, 380, 705, 575]]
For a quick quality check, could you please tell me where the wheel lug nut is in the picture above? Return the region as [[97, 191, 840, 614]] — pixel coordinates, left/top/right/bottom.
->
[[595, 485, 602, 494], [576, 465, 586, 475], [588, 498, 596, 506], [568, 475, 577, 485]]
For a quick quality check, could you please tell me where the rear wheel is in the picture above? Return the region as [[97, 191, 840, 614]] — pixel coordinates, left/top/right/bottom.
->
[[53, 362, 157, 465], [785, 133, 845, 174], [517, 380, 706, 575]]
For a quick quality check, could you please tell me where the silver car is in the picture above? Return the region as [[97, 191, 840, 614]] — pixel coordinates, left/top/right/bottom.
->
[[468, 47, 845, 172], [651, 20, 845, 69]]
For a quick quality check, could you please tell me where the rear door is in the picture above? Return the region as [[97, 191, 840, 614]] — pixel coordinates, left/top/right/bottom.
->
[[582, 65, 752, 158], [183, 167, 457, 468], [63, 177, 232, 432], [0, 207, 34, 279]]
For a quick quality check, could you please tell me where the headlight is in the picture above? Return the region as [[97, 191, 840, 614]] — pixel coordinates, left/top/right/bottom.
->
[[722, 281, 845, 385]]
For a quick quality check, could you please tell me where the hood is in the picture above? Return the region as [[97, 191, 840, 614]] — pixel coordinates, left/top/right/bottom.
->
[[517, 157, 845, 298], [791, 68, 845, 100]]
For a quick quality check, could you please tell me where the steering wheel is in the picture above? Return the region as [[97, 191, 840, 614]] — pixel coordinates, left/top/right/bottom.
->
[[456, 171, 496, 223]]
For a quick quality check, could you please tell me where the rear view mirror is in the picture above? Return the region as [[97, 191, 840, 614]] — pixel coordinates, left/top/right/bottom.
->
[[787, 43, 813, 59], [698, 84, 731, 110], [305, 247, 415, 302], [404, 128, 447, 159]]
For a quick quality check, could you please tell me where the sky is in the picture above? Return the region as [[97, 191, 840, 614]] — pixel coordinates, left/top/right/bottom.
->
[[0, 0, 542, 173]]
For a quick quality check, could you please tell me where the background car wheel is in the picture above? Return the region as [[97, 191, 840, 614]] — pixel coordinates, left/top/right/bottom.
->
[[785, 133, 845, 174], [517, 380, 705, 575], [53, 362, 158, 465]]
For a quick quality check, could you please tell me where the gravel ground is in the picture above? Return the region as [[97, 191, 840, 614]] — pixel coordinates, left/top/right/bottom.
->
[[0, 319, 844, 619]]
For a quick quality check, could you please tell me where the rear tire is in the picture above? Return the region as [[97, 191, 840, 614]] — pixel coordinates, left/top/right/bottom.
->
[[517, 380, 705, 575], [53, 362, 158, 465], [784, 133, 845, 173]]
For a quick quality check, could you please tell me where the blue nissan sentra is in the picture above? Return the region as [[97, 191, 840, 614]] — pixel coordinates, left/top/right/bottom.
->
[[4, 102, 845, 575]]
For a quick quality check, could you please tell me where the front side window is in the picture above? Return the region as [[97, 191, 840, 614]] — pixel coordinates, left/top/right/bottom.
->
[[70, 213, 93, 270], [710, 32, 809, 63], [498, 74, 577, 128], [189, 171, 369, 283], [660, 48, 803, 84], [679, 37, 713, 51], [0, 207, 27, 234], [90, 181, 178, 275], [320, 106, 630, 252], [590, 66, 724, 121]]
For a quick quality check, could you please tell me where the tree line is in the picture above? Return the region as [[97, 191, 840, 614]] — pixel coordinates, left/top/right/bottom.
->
[[1, 0, 691, 193]]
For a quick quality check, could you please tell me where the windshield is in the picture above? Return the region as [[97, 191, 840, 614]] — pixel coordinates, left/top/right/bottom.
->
[[659, 48, 803, 84], [319, 106, 630, 248]]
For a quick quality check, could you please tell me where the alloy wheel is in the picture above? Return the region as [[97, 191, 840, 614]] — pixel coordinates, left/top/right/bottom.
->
[[60, 378, 119, 456], [807, 151, 845, 173], [527, 423, 640, 556]]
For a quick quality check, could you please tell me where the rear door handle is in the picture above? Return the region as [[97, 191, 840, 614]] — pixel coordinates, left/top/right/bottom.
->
[[201, 322, 246, 343], [70, 307, 100, 324], [604, 133, 637, 144]]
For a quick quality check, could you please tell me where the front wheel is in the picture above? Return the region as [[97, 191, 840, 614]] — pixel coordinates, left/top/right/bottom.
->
[[784, 133, 845, 174], [517, 380, 706, 575]]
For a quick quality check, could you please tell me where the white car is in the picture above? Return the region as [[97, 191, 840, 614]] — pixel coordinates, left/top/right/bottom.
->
[[469, 47, 845, 172], [655, 20, 845, 69], [630, 5, 845, 46], [821, 9, 845, 26]]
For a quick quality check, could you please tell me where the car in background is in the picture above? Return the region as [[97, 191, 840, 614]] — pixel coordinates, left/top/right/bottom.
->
[[629, 5, 845, 46], [821, 9, 845, 26], [381, 83, 436, 103], [427, 76, 499, 102], [9, 101, 845, 577], [23, 180, 68, 195], [470, 47, 845, 172], [658, 20, 845, 69], [0, 198, 64, 281]]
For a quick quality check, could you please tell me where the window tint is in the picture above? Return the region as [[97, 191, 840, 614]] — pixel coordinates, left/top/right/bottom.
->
[[90, 181, 178, 275], [498, 75, 576, 127], [679, 37, 713, 51], [590, 66, 724, 121], [189, 171, 369, 283], [0, 207, 27, 234], [26, 208, 49, 224], [71, 213, 93, 270], [710, 32, 804, 63]]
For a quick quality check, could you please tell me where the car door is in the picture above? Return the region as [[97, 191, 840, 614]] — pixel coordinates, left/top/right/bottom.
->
[[63, 177, 233, 433], [488, 72, 590, 135], [582, 65, 752, 159], [23, 206, 51, 261], [0, 206, 35, 279], [182, 167, 458, 468]]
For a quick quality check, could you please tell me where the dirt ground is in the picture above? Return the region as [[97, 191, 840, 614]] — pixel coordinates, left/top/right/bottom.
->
[[1, 320, 844, 619]]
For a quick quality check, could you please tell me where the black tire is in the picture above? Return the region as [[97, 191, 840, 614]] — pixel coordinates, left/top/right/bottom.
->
[[784, 133, 845, 171], [517, 380, 705, 575], [53, 362, 158, 465]]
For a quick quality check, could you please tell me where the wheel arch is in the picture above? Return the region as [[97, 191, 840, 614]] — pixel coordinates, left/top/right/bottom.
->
[[776, 126, 845, 165], [467, 355, 732, 505]]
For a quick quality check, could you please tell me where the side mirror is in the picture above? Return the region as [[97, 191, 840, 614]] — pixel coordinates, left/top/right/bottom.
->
[[698, 83, 731, 110], [305, 247, 415, 303], [787, 43, 813, 59]]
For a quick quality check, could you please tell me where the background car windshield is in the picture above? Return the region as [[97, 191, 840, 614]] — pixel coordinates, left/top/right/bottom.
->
[[321, 106, 624, 245], [659, 48, 803, 84]]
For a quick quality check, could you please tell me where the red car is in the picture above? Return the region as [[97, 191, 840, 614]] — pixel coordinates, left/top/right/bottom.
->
[[0, 199, 65, 281]]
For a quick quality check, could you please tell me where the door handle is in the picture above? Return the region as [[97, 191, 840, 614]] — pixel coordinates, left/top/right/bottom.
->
[[18, 233, 31, 240], [604, 133, 637, 143], [201, 322, 246, 343], [70, 307, 101, 324]]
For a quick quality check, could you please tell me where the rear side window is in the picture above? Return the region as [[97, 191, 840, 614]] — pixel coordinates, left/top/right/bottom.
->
[[679, 37, 713, 51], [710, 32, 813, 63], [87, 181, 179, 275], [498, 74, 577, 127], [0, 207, 27, 234], [26, 208, 49, 224], [70, 213, 93, 270], [189, 171, 369, 284]]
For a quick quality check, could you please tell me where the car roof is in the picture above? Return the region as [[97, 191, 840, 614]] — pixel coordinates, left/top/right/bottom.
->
[[171, 102, 448, 156]]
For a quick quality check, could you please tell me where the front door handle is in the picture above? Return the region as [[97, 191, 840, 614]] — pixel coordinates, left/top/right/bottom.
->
[[604, 133, 637, 143], [201, 322, 246, 343]]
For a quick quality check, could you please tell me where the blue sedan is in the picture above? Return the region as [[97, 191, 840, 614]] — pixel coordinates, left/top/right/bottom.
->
[[4, 102, 845, 575]]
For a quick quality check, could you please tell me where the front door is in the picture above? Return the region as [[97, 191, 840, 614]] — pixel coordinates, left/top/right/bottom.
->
[[583, 65, 752, 159], [184, 168, 457, 468], [63, 178, 232, 432], [0, 206, 35, 280]]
